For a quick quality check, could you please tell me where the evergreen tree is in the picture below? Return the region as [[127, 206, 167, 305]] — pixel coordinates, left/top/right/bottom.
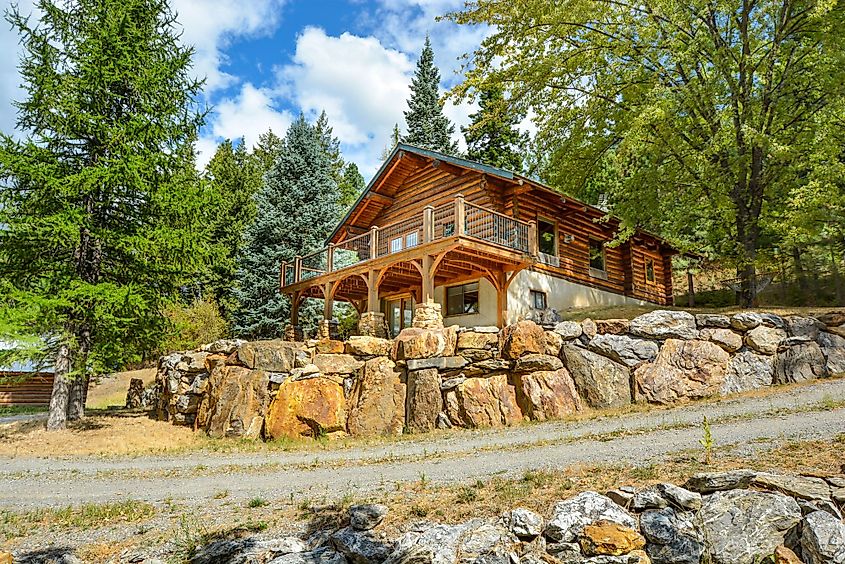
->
[[338, 162, 366, 210], [463, 85, 526, 172], [402, 37, 459, 154], [315, 110, 344, 181], [203, 139, 262, 318], [0, 0, 208, 430], [380, 123, 402, 161], [252, 129, 284, 173], [233, 116, 341, 339]]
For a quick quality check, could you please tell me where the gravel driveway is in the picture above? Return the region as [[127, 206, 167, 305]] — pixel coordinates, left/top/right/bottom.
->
[[2, 378, 844, 509]]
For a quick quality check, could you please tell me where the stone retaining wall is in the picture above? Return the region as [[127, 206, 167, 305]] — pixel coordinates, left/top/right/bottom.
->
[[155, 310, 845, 440]]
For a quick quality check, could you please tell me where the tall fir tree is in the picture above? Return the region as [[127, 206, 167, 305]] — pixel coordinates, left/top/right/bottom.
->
[[233, 116, 341, 339], [462, 85, 527, 172], [252, 129, 284, 173], [402, 36, 459, 154], [0, 0, 208, 430], [203, 139, 262, 318], [380, 123, 402, 161], [338, 162, 365, 210]]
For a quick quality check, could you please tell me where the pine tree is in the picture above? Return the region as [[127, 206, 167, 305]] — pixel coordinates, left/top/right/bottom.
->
[[380, 123, 401, 161], [203, 139, 262, 318], [0, 0, 208, 430], [315, 110, 344, 182], [463, 85, 527, 172], [233, 116, 341, 339], [338, 162, 366, 210], [402, 37, 459, 154], [252, 129, 284, 173]]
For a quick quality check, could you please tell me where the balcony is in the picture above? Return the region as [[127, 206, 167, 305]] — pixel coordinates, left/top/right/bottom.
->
[[281, 196, 538, 291]]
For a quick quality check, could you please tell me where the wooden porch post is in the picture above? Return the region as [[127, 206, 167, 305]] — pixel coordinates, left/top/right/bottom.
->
[[327, 243, 335, 273], [280, 260, 287, 290], [421, 254, 434, 303], [422, 205, 434, 243], [294, 255, 302, 282], [454, 194, 465, 236], [291, 291, 300, 326], [497, 270, 509, 328], [367, 269, 380, 313], [528, 221, 539, 257], [369, 226, 379, 259], [323, 282, 334, 319]]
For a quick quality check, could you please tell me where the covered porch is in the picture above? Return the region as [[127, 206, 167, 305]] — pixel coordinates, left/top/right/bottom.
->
[[280, 196, 538, 338]]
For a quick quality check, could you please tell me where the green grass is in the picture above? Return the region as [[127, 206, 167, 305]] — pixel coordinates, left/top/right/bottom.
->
[[247, 497, 268, 508], [0, 500, 155, 539], [0, 405, 48, 417]]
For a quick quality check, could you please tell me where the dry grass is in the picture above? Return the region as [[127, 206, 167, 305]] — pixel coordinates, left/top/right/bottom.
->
[[86, 368, 156, 410], [0, 411, 200, 457], [558, 304, 845, 321], [0, 500, 155, 540]]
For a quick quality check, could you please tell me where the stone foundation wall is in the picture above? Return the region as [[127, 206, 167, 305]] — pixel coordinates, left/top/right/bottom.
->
[[155, 310, 845, 440]]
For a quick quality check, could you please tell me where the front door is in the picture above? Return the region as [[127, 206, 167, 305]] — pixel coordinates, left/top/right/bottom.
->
[[386, 296, 415, 337]]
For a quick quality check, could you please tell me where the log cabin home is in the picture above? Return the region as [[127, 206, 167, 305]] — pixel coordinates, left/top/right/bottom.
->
[[280, 144, 677, 337]]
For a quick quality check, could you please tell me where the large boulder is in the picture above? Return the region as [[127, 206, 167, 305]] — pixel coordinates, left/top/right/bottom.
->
[[499, 320, 547, 359], [562, 345, 631, 409], [330, 526, 393, 564], [513, 368, 582, 421], [640, 508, 704, 564], [815, 311, 845, 327], [406, 369, 442, 433], [445, 374, 523, 428], [700, 328, 743, 353], [270, 547, 346, 564], [514, 353, 563, 372], [545, 330, 563, 356], [786, 316, 826, 339], [731, 312, 786, 331], [751, 473, 831, 501], [553, 321, 583, 340], [587, 334, 659, 367], [774, 341, 828, 384], [456, 330, 498, 350], [722, 351, 774, 395], [264, 377, 346, 440], [695, 314, 731, 329], [698, 489, 802, 564], [501, 508, 544, 539], [237, 340, 306, 372], [201, 366, 269, 439], [392, 327, 457, 360], [634, 339, 730, 404], [314, 354, 364, 375], [347, 357, 406, 437], [386, 520, 517, 564], [579, 520, 644, 557], [801, 510, 845, 564], [545, 492, 637, 543], [683, 469, 757, 493], [630, 310, 698, 340], [595, 319, 631, 335], [345, 336, 392, 357], [349, 504, 388, 531], [818, 331, 845, 374], [746, 325, 787, 355]]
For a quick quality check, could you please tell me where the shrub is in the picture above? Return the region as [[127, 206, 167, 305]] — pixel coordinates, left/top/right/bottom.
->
[[160, 298, 228, 353]]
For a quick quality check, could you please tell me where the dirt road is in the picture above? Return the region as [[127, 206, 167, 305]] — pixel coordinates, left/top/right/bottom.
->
[[2, 378, 844, 509]]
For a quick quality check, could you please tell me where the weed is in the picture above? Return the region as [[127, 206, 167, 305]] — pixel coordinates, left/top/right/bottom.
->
[[247, 497, 268, 508], [213, 490, 229, 500], [629, 465, 659, 480], [455, 486, 478, 504], [0, 500, 155, 539], [418, 471, 428, 488], [699, 415, 715, 465], [409, 504, 428, 517]]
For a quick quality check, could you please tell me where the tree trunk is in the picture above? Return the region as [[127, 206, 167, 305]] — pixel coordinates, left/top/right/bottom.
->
[[66, 324, 91, 421], [687, 269, 695, 307], [793, 247, 808, 297], [832, 243, 843, 305], [46, 342, 72, 431]]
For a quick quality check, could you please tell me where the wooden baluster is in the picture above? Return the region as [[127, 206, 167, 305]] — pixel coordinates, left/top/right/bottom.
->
[[327, 243, 335, 273], [294, 255, 302, 282], [280, 261, 287, 289], [423, 205, 434, 243], [370, 226, 379, 259], [455, 194, 465, 237]]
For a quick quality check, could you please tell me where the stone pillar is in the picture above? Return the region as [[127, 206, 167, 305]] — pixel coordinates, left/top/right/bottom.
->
[[358, 312, 387, 338], [318, 319, 340, 340], [412, 301, 443, 330], [284, 324, 304, 342]]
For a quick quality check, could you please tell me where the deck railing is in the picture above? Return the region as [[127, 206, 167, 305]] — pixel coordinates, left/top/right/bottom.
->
[[281, 195, 537, 287]]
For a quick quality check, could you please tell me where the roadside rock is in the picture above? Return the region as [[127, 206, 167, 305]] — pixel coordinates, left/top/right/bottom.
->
[[684, 469, 757, 493], [699, 328, 743, 353], [580, 520, 644, 556], [800, 509, 845, 564], [752, 473, 831, 501], [561, 345, 631, 409], [347, 357, 405, 437], [698, 489, 801, 564], [350, 504, 388, 531], [392, 327, 457, 360], [545, 492, 637, 543], [634, 339, 730, 404], [264, 377, 346, 439], [640, 508, 704, 564], [238, 340, 304, 372], [695, 314, 731, 329], [746, 325, 787, 355], [331, 526, 393, 564], [630, 310, 699, 340], [406, 369, 442, 433], [722, 351, 774, 395], [446, 374, 523, 428], [554, 321, 583, 340], [345, 336, 392, 357], [587, 334, 659, 367], [818, 331, 845, 374], [774, 341, 828, 384], [514, 353, 563, 372], [633, 484, 701, 512], [500, 320, 547, 359], [731, 312, 785, 331], [501, 508, 544, 539], [513, 368, 582, 421], [201, 366, 269, 439]]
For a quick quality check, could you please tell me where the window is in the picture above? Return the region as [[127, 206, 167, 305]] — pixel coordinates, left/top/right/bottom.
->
[[589, 239, 606, 271], [405, 231, 418, 248], [446, 282, 479, 316], [645, 259, 655, 283], [390, 237, 402, 253], [538, 219, 557, 256], [530, 290, 547, 310]]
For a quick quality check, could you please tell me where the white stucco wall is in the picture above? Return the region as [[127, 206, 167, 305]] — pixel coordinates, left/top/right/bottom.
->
[[506, 268, 646, 325], [434, 277, 499, 328]]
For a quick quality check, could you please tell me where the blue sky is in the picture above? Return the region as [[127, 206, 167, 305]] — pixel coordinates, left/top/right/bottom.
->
[[0, 0, 492, 180]]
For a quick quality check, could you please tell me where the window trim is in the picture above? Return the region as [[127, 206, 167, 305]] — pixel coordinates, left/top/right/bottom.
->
[[529, 289, 547, 310], [537, 216, 558, 257], [588, 238, 607, 277], [390, 236, 402, 253], [445, 281, 480, 317]]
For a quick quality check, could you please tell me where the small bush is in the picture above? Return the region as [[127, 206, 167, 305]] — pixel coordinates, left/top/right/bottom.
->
[[160, 298, 228, 353]]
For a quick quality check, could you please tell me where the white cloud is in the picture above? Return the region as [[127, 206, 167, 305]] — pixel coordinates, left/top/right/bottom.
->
[[172, 0, 287, 92]]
